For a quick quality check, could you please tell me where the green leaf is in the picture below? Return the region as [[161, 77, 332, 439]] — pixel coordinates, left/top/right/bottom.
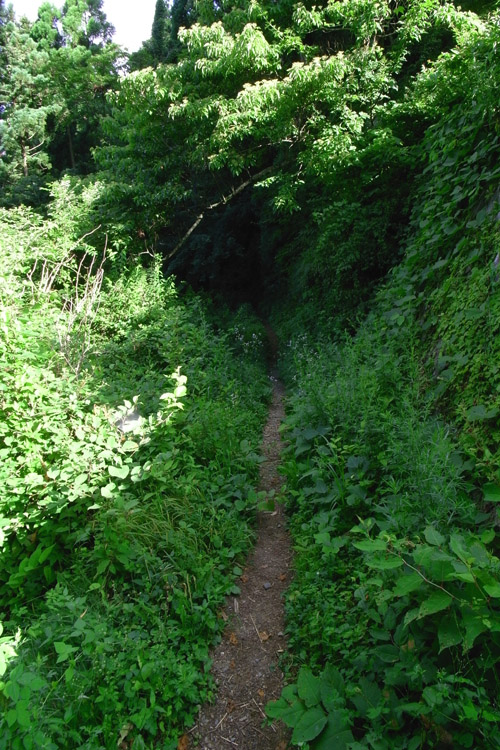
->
[[424, 527, 445, 546], [266, 696, 305, 726], [418, 590, 452, 618], [108, 464, 130, 479], [14, 700, 31, 729], [100, 482, 115, 498], [438, 616, 463, 651], [373, 645, 399, 663], [297, 667, 321, 707], [463, 610, 488, 650], [352, 538, 387, 552], [393, 572, 424, 596], [466, 405, 498, 421], [320, 664, 345, 713], [291, 706, 327, 744], [449, 534, 470, 564], [39, 544, 55, 564], [122, 440, 139, 451], [54, 641, 77, 663], [481, 578, 500, 598], [314, 711, 354, 750], [366, 555, 403, 570], [481, 529, 495, 545], [483, 483, 500, 503]]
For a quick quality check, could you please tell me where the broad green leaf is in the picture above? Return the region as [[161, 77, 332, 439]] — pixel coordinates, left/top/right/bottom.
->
[[449, 534, 470, 564], [366, 555, 403, 570], [14, 700, 31, 729], [359, 677, 382, 708], [297, 666, 321, 707], [282, 684, 298, 701], [438, 616, 462, 651], [481, 529, 495, 544], [373, 645, 399, 663], [477, 571, 500, 598], [320, 664, 344, 713], [462, 610, 488, 650], [424, 527, 445, 546], [100, 482, 115, 498], [418, 590, 452, 618], [315, 531, 330, 546], [483, 484, 500, 503], [122, 440, 139, 451], [413, 545, 456, 581], [352, 538, 387, 552], [466, 405, 498, 421], [266, 696, 305, 726], [4, 680, 20, 702], [423, 686, 444, 708], [54, 642, 77, 663], [108, 464, 130, 479], [39, 545, 55, 564], [393, 572, 424, 596], [291, 706, 327, 743], [314, 711, 354, 750]]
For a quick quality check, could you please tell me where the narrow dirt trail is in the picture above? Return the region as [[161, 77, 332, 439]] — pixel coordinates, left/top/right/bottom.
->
[[188, 329, 291, 750]]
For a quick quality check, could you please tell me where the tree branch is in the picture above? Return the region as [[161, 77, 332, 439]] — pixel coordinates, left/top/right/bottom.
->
[[165, 167, 273, 261]]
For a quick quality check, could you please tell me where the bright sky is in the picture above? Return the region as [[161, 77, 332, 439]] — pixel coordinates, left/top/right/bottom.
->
[[11, 0, 157, 51]]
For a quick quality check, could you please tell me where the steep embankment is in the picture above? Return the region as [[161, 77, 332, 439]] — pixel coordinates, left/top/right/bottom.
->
[[265, 18, 500, 750]]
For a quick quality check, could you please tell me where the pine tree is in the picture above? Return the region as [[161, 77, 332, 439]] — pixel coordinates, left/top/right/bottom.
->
[[165, 0, 196, 63], [150, 0, 168, 64], [0, 20, 57, 185]]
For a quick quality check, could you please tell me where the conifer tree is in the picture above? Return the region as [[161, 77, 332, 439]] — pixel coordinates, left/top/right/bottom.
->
[[0, 20, 56, 189], [151, 0, 168, 64], [165, 0, 196, 62]]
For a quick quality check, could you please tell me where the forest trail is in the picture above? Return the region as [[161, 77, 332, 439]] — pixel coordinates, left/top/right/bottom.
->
[[187, 328, 291, 750]]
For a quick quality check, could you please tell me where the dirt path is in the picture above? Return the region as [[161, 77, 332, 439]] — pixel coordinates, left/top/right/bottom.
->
[[188, 335, 291, 750]]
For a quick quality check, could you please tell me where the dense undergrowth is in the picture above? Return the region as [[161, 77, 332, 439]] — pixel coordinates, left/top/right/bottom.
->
[[267, 17, 500, 750], [2, 1, 500, 748], [0, 182, 270, 749]]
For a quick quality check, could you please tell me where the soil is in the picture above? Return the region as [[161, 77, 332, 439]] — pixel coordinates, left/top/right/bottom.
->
[[186, 330, 291, 750]]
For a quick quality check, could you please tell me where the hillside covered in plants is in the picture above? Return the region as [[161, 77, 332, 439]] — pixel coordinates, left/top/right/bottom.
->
[[0, 0, 499, 748]]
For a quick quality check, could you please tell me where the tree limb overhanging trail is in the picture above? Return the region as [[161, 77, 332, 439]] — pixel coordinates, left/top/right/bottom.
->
[[187, 329, 291, 750], [166, 167, 273, 262]]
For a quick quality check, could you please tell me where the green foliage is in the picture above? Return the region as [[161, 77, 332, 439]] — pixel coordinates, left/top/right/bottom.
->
[[0, 184, 270, 748], [269, 12, 500, 748], [1, 0, 499, 747], [0, 1, 121, 203]]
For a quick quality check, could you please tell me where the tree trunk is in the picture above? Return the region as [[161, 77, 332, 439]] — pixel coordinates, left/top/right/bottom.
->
[[67, 126, 76, 170], [21, 139, 28, 177]]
